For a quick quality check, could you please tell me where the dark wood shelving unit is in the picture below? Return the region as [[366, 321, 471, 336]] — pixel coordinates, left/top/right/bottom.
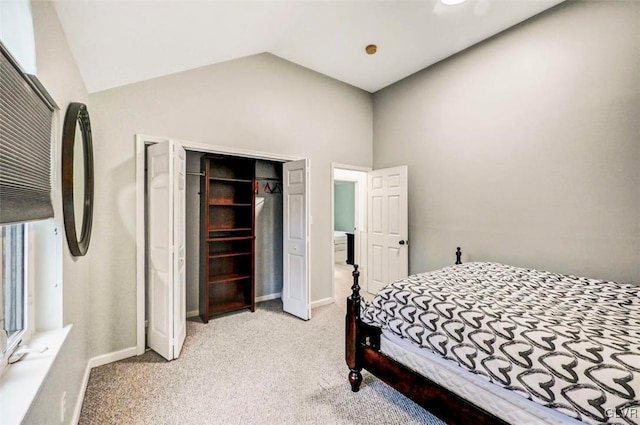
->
[[208, 272, 252, 284], [209, 301, 252, 316], [200, 155, 256, 323], [208, 227, 253, 232], [207, 236, 254, 242], [210, 252, 252, 259]]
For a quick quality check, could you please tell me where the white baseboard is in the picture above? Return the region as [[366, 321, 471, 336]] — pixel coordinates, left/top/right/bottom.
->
[[311, 297, 334, 309], [187, 309, 199, 318], [256, 292, 281, 303], [88, 346, 137, 369], [72, 346, 137, 424], [72, 363, 91, 425]]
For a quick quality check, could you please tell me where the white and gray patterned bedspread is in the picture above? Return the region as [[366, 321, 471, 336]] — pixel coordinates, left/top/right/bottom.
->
[[361, 262, 640, 424]]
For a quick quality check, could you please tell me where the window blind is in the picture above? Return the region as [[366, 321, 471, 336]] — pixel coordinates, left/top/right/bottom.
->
[[0, 42, 57, 225]]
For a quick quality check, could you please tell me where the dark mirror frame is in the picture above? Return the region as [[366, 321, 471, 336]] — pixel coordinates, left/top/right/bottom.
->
[[62, 102, 94, 257]]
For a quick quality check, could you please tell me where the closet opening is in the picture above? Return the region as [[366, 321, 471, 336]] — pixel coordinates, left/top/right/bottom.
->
[[184, 151, 285, 322], [136, 136, 311, 360]]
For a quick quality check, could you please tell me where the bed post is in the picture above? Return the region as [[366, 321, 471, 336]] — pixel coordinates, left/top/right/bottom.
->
[[455, 247, 462, 265], [345, 264, 363, 392]]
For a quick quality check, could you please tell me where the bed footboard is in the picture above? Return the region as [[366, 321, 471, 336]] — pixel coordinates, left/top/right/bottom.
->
[[345, 264, 364, 391], [345, 265, 383, 391]]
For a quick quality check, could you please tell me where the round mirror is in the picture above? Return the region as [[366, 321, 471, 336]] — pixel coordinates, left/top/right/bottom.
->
[[73, 124, 86, 237], [62, 102, 94, 257]]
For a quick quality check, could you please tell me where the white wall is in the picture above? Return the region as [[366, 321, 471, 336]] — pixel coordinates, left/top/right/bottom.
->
[[0, 0, 36, 73], [88, 53, 372, 356], [24, 1, 92, 423], [373, 0, 640, 285]]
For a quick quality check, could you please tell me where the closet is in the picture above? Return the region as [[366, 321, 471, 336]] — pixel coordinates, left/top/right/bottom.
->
[[141, 140, 307, 360], [199, 155, 256, 322]]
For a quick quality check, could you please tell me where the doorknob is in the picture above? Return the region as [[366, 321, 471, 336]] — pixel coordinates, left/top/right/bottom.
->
[[399, 240, 408, 245]]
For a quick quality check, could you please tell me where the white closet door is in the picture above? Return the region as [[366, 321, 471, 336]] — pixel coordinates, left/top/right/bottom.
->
[[282, 159, 310, 320], [147, 141, 187, 360], [147, 142, 174, 360], [367, 165, 408, 295], [172, 144, 187, 358]]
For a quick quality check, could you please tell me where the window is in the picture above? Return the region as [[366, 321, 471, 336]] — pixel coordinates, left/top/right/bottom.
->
[[2, 224, 26, 343], [0, 40, 56, 375], [0, 223, 27, 374]]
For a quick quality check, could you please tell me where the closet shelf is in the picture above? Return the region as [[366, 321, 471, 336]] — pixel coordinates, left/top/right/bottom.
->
[[208, 227, 252, 233], [208, 273, 252, 284], [209, 251, 252, 259], [207, 236, 254, 242], [208, 202, 252, 207], [209, 177, 252, 183]]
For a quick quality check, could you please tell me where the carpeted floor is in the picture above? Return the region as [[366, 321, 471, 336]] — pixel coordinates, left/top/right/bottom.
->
[[335, 263, 373, 303], [79, 300, 444, 425], [334, 263, 355, 302]]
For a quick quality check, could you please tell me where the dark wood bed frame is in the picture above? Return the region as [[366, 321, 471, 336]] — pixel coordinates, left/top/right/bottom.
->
[[345, 248, 509, 425]]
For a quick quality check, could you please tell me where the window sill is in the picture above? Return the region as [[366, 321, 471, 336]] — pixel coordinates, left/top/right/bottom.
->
[[0, 325, 71, 425]]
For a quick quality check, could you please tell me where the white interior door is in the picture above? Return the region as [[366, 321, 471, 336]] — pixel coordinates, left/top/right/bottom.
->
[[147, 141, 186, 360], [367, 165, 408, 295], [282, 159, 310, 320]]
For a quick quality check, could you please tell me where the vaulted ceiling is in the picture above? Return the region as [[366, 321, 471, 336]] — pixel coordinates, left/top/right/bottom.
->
[[53, 0, 564, 94]]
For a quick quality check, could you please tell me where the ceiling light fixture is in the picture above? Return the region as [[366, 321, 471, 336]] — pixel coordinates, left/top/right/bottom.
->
[[365, 44, 377, 55], [440, 0, 466, 5]]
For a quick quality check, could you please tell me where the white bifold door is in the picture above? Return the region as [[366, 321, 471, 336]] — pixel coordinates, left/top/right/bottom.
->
[[282, 159, 310, 320], [367, 166, 409, 295], [147, 141, 187, 361]]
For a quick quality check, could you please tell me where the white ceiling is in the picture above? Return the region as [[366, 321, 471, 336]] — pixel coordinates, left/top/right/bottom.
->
[[52, 0, 564, 94]]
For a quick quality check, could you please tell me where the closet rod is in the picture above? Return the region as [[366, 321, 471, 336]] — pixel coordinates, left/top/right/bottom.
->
[[187, 172, 205, 176], [255, 176, 281, 181]]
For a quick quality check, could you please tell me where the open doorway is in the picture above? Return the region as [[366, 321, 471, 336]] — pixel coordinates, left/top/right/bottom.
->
[[331, 165, 368, 303]]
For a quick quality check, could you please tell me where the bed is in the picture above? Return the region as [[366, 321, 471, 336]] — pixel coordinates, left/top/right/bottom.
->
[[345, 250, 640, 425]]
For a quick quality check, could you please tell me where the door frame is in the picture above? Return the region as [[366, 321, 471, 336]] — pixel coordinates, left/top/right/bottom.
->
[[135, 134, 306, 355], [330, 163, 371, 302]]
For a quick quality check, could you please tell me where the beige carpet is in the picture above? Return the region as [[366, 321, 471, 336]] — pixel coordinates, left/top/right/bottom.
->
[[79, 300, 444, 425], [334, 263, 354, 302], [334, 263, 373, 303]]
